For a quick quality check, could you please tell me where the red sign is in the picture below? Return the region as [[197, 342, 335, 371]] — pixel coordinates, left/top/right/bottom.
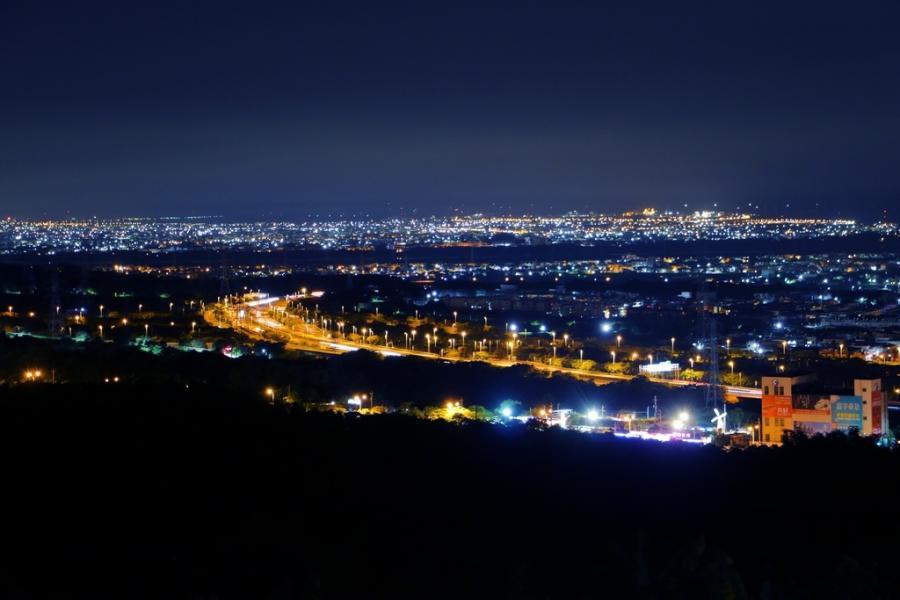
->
[[762, 395, 792, 418]]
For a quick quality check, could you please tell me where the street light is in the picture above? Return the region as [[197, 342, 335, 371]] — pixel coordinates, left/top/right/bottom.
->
[[726, 338, 731, 355], [839, 343, 844, 358], [671, 337, 675, 354], [611, 350, 616, 363], [728, 360, 735, 374], [616, 335, 622, 348], [265, 387, 275, 404]]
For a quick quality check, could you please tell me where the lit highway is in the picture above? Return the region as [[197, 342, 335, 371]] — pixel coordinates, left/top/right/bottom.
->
[[205, 298, 761, 399]]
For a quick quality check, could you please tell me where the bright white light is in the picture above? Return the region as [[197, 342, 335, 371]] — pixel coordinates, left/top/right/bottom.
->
[[600, 322, 612, 333], [587, 409, 599, 421], [501, 406, 513, 418], [774, 322, 783, 330], [679, 411, 689, 422], [509, 323, 517, 332], [539, 325, 546, 332]]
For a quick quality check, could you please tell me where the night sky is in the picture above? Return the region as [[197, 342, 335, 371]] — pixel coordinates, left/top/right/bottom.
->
[[2, 1, 899, 219]]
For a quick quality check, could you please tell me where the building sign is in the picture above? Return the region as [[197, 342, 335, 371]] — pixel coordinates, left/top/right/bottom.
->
[[762, 395, 792, 418], [792, 394, 831, 416], [871, 390, 884, 434], [794, 421, 832, 436], [831, 396, 863, 431]]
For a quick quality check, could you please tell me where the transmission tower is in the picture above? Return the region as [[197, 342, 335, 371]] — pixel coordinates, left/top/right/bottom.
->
[[696, 273, 723, 411], [219, 251, 230, 298], [49, 269, 62, 337]]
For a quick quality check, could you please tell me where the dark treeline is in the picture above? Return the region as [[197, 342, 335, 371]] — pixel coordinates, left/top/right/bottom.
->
[[0, 384, 894, 598]]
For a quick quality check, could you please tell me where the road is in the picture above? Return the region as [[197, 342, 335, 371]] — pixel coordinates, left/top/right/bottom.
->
[[204, 300, 761, 399]]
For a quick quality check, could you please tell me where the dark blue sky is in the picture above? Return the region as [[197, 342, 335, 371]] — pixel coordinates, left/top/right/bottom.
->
[[2, 1, 899, 219]]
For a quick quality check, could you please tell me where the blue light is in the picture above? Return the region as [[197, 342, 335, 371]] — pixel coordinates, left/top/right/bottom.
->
[[600, 322, 612, 333]]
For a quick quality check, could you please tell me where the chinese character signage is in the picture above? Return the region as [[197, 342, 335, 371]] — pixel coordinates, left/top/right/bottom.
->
[[831, 395, 863, 431]]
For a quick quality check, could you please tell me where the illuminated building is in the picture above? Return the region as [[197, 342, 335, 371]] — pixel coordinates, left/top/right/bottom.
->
[[761, 374, 886, 444]]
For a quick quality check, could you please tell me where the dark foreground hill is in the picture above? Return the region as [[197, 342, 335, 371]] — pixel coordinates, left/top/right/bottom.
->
[[0, 383, 895, 598]]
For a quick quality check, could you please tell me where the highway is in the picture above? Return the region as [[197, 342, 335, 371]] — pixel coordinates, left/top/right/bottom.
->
[[204, 300, 761, 399]]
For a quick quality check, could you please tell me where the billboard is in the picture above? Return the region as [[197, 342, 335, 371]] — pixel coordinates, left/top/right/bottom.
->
[[871, 390, 884, 434], [831, 396, 863, 431], [762, 395, 792, 418], [794, 420, 832, 436], [792, 394, 831, 416]]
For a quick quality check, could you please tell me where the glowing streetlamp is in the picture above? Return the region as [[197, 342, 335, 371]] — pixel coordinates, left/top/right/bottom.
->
[[670, 337, 675, 353], [99, 305, 104, 318], [728, 360, 735, 375], [616, 334, 622, 348], [611, 350, 616, 363], [839, 343, 844, 358]]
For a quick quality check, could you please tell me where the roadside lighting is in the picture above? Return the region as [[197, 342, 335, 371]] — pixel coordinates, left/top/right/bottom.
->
[[782, 340, 788, 356], [631, 352, 638, 361], [265, 387, 275, 403], [839, 343, 844, 357], [726, 338, 731, 354], [452, 311, 457, 324], [689, 358, 694, 369], [648, 353, 653, 364], [587, 409, 599, 422], [99, 305, 104, 318], [611, 350, 616, 363], [191, 321, 197, 333], [670, 337, 675, 353], [679, 411, 689, 422], [728, 360, 735, 374], [501, 406, 513, 418], [144, 324, 149, 338], [616, 335, 622, 348], [563, 333, 569, 347]]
